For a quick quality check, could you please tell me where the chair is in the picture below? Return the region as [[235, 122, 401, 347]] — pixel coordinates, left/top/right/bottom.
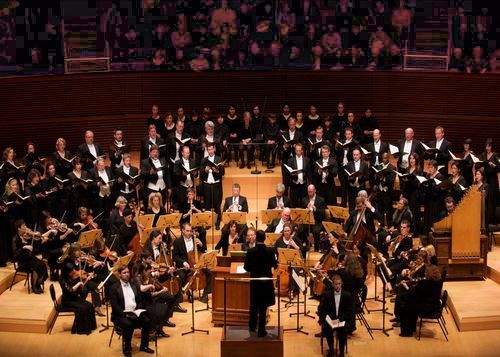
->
[[320, 328, 348, 356], [417, 290, 448, 341], [109, 323, 158, 355], [9, 261, 33, 294], [48, 284, 75, 334]]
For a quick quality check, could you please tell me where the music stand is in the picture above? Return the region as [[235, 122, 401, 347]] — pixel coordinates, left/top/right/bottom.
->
[[265, 233, 282, 246], [222, 211, 248, 225], [290, 209, 315, 225], [78, 229, 103, 250], [277, 248, 302, 307], [322, 221, 346, 237], [365, 243, 393, 336], [327, 205, 350, 223], [191, 212, 216, 250], [158, 213, 182, 241], [138, 214, 155, 230], [227, 244, 243, 255], [260, 209, 283, 225], [284, 263, 310, 335]]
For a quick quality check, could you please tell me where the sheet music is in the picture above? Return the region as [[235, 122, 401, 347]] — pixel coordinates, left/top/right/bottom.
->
[[326, 315, 345, 329], [292, 270, 305, 293], [236, 265, 247, 274]]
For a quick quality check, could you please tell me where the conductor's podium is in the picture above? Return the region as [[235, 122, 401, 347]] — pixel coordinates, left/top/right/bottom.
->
[[221, 326, 284, 357]]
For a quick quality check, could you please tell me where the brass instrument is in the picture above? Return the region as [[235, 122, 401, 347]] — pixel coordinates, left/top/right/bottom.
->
[[57, 243, 71, 264]]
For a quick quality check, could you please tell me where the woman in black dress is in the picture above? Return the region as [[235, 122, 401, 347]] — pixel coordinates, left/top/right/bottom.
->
[[215, 220, 242, 256], [479, 138, 499, 225], [1, 147, 24, 188], [146, 192, 166, 227], [23, 142, 45, 178], [134, 262, 172, 338], [447, 162, 468, 203], [67, 158, 91, 220], [422, 160, 445, 233], [109, 195, 128, 235], [1, 178, 27, 264], [24, 169, 45, 226], [59, 264, 97, 335], [12, 219, 48, 293], [52, 137, 73, 178], [238, 111, 255, 169], [162, 112, 176, 140], [43, 163, 71, 219], [399, 153, 423, 234], [225, 105, 240, 165]]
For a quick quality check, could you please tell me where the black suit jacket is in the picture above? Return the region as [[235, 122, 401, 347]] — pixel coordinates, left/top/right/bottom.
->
[[428, 139, 452, 167], [396, 139, 424, 168], [114, 165, 139, 193], [393, 236, 413, 259], [172, 235, 207, 268], [222, 195, 249, 213], [167, 132, 191, 161], [267, 195, 291, 209], [244, 243, 278, 306], [312, 157, 338, 187], [109, 140, 129, 169], [335, 139, 359, 168], [367, 141, 389, 166], [88, 166, 114, 194], [140, 136, 166, 161], [281, 130, 304, 161], [109, 280, 145, 322], [140, 157, 171, 188], [301, 195, 326, 224], [318, 289, 356, 333], [286, 155, 312, 185], [345, 161, 369, 188], [77, 143, 104, 171], [199, 155, 225, 183], [173, 158, 198, 187]]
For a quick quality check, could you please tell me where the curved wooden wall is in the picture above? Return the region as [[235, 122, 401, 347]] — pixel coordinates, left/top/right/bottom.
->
[[0, 71, 498, 154]]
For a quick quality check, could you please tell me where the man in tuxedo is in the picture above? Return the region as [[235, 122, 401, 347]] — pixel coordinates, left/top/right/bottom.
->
[[344, 197, 382, 237], [317, 274, 355, 357], [336, 127, 358, 207], [172, 145, 198, 207], [244, 230, 278, 337], [427, 126, 452, 176], [221, 183, 249, 235], [77, 130, 104, 171], [281, 118, 304, 190], [346, 148, 369, 212], [115, 153, 139, 204], [308, 125, 328, 162], [313, 145, 338, 205], [301, 185, 326, 252], [172, 222, 211, 303], [367, 129, 389, 185], [88, 158, 114, 222], [109, 128, 128, 175], [286, 143, 312, 208], [140, 145, 171, 206], [167, 120, 191, 163], [386, 220, 414, 281], [200, 142, 225, 229], [372, 152, 396, 220], [140, 125, 166, 161], [266, 207, 292, 233], [267, 183, 291, 209], [109, 265, 154, 357], [397, 128, 424, 171]]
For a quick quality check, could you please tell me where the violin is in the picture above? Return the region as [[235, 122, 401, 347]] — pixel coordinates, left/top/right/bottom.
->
[[48, 218, 68, 233], [99, 247, 119, 262], [20, 226, 42, 241]]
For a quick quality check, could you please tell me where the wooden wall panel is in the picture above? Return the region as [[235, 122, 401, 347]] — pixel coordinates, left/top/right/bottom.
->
[[0, 71, 498, 156]]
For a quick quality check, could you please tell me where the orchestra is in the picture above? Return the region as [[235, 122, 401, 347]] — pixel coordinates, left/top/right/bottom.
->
[[0, 103, 498, 357]]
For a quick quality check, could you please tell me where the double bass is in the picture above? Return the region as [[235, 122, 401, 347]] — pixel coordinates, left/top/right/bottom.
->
[[343, 205, 374, 251], [128, 201, 142, 265], [155, 242, 180, 295], [185, 231, 207, 295]]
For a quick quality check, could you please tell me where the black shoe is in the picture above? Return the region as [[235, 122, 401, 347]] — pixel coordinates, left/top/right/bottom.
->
[[157, 329, 170, 338], [249, 328, 256, 333], [268, 164, 275, 169], [239, 162, 245, 169], [399, 332, 413, 337], [50, 271, 59, 281], [247, 163, 252, 169], [392, 322, 401, 327], [390, 318, 398, 323], [174, 304, 187, 313], [314, 332, 322, 338], [123, 351, 132, 357], [215, 223, 220, 230], [164, 320, 176, 328], [139, 346, 155, 354], [33, 286, 43, 294], [257, 330, 268, 338]]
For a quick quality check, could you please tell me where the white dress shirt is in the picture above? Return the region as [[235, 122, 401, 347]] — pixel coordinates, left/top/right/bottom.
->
[[121, 280, 137, 312], [296, 156, 304, 184], [231, 196, 240, 212], [174, 132, 182, 160], [321, 158, 329, 183], [182, 158, 193, 187], [204, 134, 214, 157], [207, 155, 217, 184], [374, 140, 381, 166], [122, 165, 131, 193], [274, 218, 285, 233], [147, 158, 166, 191], [184, 236, 194, 253], [87, 143, 97, 159], [342, 139, 352, 166], [334, 290, 341, 316], [114, 140, 124, 168], [402, 140, 412, 166], [98, 169, 110, 197]]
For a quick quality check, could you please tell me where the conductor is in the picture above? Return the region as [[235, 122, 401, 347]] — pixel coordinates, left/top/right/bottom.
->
[[243, 230, 278, 337]]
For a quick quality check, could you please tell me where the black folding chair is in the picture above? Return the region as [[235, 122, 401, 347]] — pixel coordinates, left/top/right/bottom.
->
[[48, 284, 75, 334], [417, 290, 448, 341], [9, 261, 33, 294]]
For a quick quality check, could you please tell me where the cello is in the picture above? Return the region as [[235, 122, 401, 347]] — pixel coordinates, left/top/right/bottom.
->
[[128, 201, 142, 265], [156, 242, 180, 295], [186, 231, 207, 296], [343, 204, 374, 251]]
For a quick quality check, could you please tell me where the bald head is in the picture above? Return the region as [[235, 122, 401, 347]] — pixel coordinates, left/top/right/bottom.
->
[[373, 129, 381, 142], [405, 128, 414, 141]]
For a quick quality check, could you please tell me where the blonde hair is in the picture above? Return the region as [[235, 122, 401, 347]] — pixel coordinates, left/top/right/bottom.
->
[[148, 192, 163, 208], [115, 196, 128, 208], [4, 178, 19, 195]]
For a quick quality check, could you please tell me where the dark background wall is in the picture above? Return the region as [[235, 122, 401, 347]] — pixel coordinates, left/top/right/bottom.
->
[[0, 71, 498, 155]]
